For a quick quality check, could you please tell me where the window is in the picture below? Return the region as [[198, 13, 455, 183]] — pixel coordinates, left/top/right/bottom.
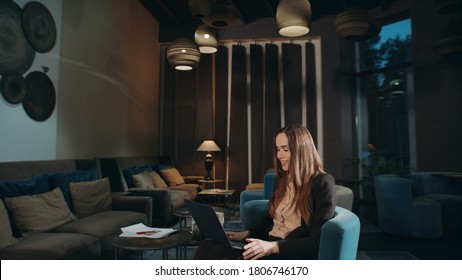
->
[[355, 19, 415, 187]]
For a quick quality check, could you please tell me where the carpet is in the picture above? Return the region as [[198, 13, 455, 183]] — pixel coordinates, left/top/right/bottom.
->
[[121, 247, 418, 260]]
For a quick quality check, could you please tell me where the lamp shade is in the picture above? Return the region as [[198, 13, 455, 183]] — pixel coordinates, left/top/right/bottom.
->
[[276, 0, 311, 37], [335, 7, 371, 41], [197, 140, 221, 152], [202, 3, 239, 28], [166, 38, 201, 71], [195, 25, 218, 54]]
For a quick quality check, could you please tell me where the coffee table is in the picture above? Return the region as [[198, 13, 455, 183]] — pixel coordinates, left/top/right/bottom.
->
[[112, 228, 192, 259]]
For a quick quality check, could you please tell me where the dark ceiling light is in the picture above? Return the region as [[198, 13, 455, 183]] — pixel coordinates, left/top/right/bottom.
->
[[436, 0, 462, 14], [335, 7, 371, 41], [202, 3, 239, 28], [166, 38, 201, 71], [389, 79, 405, 95], [276, 0, 311, 37], [195, 24, 218, 54], [189, 0, 211, 18]]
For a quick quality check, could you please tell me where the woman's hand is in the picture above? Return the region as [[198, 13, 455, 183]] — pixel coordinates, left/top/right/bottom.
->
[[242, 238, 279, 260], [226, 230, 250, 241]]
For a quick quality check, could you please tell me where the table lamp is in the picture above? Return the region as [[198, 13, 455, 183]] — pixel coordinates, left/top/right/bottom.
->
[[196, 140, 221, 180]]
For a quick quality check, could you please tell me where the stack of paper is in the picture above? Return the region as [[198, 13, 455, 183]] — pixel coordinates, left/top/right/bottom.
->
[[119, 223, 178, 238]]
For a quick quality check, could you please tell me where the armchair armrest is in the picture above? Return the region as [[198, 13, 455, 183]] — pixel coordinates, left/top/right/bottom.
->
[[182, 175, 204, 183], [127, 188, 173, 224], [112, 195, 153, 226]]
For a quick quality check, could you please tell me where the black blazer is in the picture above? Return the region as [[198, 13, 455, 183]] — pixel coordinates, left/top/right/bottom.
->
[[249, 172, 337, 259]]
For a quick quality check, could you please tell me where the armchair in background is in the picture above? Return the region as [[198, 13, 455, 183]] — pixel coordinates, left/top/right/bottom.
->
[[374, 174, 443, 238], [410, 172, 462, 234]]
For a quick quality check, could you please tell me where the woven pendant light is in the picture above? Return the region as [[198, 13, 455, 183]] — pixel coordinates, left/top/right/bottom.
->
[[276, 0, 311, 37], [335, 7, 371, 41], [202, 3, 239, 28], [195, 24, 218, 54], [436, 0, 462, 14], [166, 38, 201, 71]]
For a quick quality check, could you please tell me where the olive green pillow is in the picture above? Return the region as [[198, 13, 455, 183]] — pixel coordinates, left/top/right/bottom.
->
[[70, 178, 112, 218], [0, 199, 18, 249], [4, 187, 76, 234], [160, 168, 185, 187], [150, 171, 168, 189]]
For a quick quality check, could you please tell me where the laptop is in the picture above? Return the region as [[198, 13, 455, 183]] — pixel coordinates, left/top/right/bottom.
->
[[184, 199, 246, 250]]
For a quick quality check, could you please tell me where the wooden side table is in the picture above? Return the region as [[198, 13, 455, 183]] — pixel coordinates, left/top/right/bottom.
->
[[197, 188, 235, 209]]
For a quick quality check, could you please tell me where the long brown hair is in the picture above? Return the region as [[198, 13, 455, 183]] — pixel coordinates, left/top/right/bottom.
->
[[268, 124, 325, 224]]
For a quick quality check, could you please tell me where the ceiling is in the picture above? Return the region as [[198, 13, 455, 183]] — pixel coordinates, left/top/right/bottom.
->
[[139, 0, 396, 42]]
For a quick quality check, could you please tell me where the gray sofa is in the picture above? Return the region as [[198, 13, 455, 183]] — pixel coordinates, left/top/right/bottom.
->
[[100, 156, 203, 226], [0, 159, 152, 260]]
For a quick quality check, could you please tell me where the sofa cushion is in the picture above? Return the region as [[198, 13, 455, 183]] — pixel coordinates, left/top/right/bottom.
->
[[160, 168, 185, 186], [0, 232, 100, 260], [123, 165, 153, 188], [0, 199, 17, 250], [0, 173, 51, 198], [150, 171, 168, 189], [70, 178, 112, 218], [49, 167, 99, 211], [4, 187, 76, 234], [170, 184, 200, 200], [132, 171, 155, 189]]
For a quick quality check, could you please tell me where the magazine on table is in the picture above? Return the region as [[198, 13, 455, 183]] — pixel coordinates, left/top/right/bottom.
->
[[119, 223, 178, 238]]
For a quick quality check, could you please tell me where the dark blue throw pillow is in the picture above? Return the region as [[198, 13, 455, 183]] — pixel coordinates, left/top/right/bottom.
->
[[49, 167, 99, 210], [123, 165, 153, 188], [0, 173, 51, 199], [151, 163, 172, 173]]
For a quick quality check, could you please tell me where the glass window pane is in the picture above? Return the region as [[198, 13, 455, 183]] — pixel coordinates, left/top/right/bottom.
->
[[358, 19, 412, 72]]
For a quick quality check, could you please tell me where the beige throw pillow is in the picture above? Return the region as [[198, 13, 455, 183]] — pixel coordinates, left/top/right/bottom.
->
[[150, 171, 168, 189], [4, 188, 76, 234], [132, 171, 155, 189], [70, 178, 112, 218], [160, 168, 185, 187], [0, 199, 18, 249]]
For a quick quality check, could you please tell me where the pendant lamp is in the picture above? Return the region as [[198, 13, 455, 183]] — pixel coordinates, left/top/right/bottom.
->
[[276, 0, 311, 37], [202, 3, 239, 28], [335, 7, 371, 41], [195, 24, 218, 54], [166, 38, 201, 71], [189, 0, 211, 18]]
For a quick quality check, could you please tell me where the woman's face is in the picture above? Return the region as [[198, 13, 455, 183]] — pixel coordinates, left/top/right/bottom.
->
[[276, 133, 291, 171]]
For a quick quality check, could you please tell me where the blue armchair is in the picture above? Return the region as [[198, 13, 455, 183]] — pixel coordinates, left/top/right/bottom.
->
[[240, 172, 360, 260], [410, 172, 462, 234], [240, 171, 354, 228], [374, 174, 443, 238], [240, 203, 361, 259]]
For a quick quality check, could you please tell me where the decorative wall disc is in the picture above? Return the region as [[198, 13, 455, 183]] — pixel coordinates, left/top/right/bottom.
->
[[22, 71, 56, 122], [1, 71, 26, 104], [0, 0, 35, 74], [22, 1, 57, 53]]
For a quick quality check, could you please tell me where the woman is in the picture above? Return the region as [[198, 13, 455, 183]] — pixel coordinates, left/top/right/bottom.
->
[[194, 123, 336, 260]]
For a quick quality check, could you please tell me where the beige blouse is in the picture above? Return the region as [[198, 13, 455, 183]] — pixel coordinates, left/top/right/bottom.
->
[[268, 181, 301, 239]]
